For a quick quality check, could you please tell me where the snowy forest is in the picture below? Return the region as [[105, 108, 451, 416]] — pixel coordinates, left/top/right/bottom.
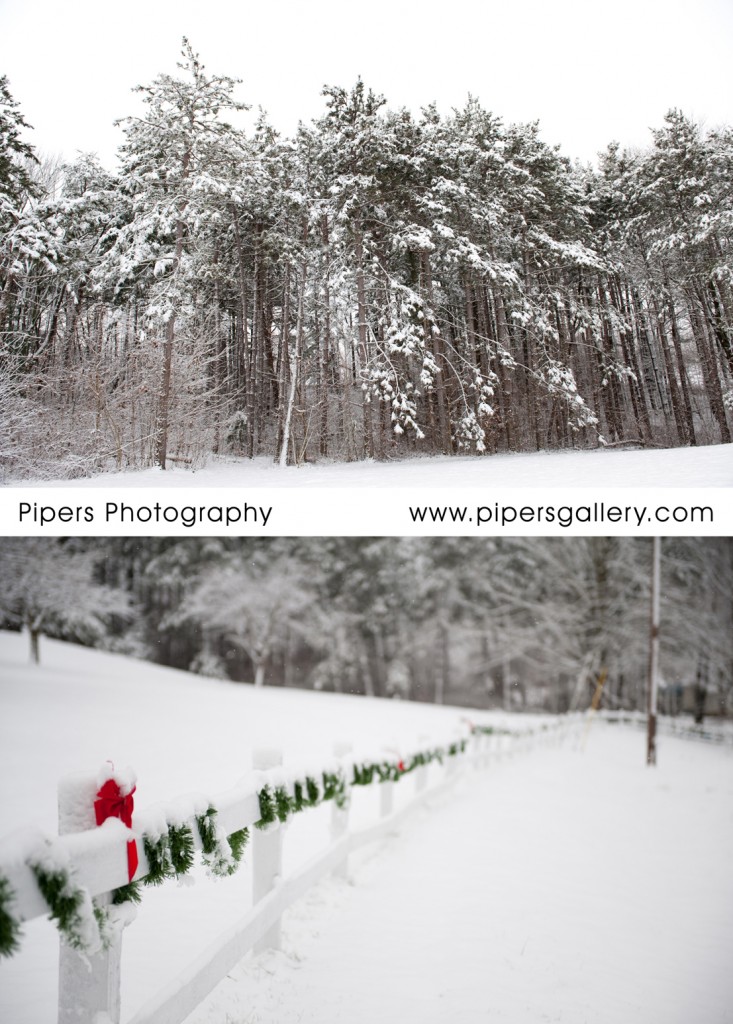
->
[[0, 537, 730, 719], [1, 43, 733, 479]]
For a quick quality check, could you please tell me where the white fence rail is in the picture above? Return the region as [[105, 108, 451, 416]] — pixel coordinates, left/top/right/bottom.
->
[[0, 720, 572, 1024], [600, 710, 733, 746]]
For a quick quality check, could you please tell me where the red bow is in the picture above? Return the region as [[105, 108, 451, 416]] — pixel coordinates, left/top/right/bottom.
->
[[398, 760, 405, 773], [95, 779, 138, 881]]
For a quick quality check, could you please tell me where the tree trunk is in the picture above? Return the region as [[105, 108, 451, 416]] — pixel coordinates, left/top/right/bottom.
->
[[29, 626, 40, 664], [154, 148, 191, 469], [354, 227, 373, 458], [667, 293, 697, 445], [421, 251, 452, 454], [279, 258, 307, 466]]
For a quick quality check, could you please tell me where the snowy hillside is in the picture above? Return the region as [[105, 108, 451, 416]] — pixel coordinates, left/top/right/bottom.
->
[[1, 633, 732, 1024], [13, 442, 733, 488], [0, 631, 484, 832], [0, 632, 507, 1023]]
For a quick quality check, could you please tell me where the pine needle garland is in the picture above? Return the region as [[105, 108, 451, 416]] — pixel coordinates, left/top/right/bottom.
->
[[195, 808, 250, 878], [143, 825, 195, 884], [256, 786, 277, 829], [274, 786, 293, 823], [168, 824, 195, 875], [227, 828, 249, 867], [352, 763, 376, 786], [142, 834, 175, 886], [322, 771, 347, 809], [0, 733, 485, 960], [0, 876, 22, 959], [31, 864, 82, 935], [196, 808, 219, 856], [111, 881, 143, 906], [292, 780, 307, 813], [29, 857, 105, 953]]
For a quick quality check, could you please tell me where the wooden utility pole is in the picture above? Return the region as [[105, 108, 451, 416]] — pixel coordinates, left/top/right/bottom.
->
[[647, 537, 661, 766], [581, 667, 608, 752]]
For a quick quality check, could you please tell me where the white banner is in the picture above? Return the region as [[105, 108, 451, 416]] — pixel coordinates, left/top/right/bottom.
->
[[1, 487, 731, 536]]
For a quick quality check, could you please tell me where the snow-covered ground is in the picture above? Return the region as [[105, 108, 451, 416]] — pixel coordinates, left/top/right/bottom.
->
[[1, 633, 732, 1023], [188, 729, 733, 1024], [11, 443, 733, 488]]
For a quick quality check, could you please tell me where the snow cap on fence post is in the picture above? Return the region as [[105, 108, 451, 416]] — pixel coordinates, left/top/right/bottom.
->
[[58, 772, 99, 836], [331, 743, 352, 879], [57, 765, 132, 1024], [252, 748, 283, 954]]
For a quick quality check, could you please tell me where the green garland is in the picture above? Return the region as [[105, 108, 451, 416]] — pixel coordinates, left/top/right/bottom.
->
[[4, 735, 481, 960], [227, 828, 250, 865], [254, 743, 472, 830], [142, 834, 174, 886], [256, 768, 348, 828], [111, 880, 143, 907], [274, 786, 293, 823], [29, 855, 108, 953], [0, 875, 22, 958], [195, 808, 249, 878], [470, 725, 515, 738], [352, 763, 377, 786], [351, 747, 448, 788], [305, 776, 321, 805], [255, 785, 277, 829], [322, 771, 348, 809], [168, 824, 196, 875], [142, 823, 196, 885]]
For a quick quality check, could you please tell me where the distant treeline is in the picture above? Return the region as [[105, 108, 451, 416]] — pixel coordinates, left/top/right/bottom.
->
[[1, 537, 731, 718]]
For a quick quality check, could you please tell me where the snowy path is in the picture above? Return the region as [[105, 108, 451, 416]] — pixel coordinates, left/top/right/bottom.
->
[[12, 442, 733, 488], [188, 728, 733, 1024]]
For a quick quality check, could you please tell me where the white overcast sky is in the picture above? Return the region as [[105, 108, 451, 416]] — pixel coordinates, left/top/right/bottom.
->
[[1, 0, 732, 168]]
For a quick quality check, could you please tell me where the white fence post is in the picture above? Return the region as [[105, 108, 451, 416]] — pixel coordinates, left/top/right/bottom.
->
[[473, 731, 487, 771], [252, 748, 283, 954], [415, 736, 429, 794], [57, 772, 123, 1024], [331, 743, 352, 879], [480, 732, 490, 770], [380, 776, 394, 818]]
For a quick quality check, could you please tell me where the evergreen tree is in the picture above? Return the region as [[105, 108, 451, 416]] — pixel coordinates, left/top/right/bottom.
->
[[100, 39, 249, 467], [2, 54, 732, 478], [0, 75, 38, 207]]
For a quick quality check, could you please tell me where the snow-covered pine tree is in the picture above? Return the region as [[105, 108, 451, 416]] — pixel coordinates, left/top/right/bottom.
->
[[99, 39, 249, 468]]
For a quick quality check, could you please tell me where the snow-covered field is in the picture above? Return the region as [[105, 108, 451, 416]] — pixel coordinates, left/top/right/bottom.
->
[[1, 633, 732, 1023], [189, 729, 733, 1024], [11, 443, 733, 488]]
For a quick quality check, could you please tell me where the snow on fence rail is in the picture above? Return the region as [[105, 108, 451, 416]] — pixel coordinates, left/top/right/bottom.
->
[[0, 719, 570, 1024]]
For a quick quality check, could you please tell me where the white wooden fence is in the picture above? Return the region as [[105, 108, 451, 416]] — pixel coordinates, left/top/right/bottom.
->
[[600, 710, 733, 746], [0, 721, 571, 1024]]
